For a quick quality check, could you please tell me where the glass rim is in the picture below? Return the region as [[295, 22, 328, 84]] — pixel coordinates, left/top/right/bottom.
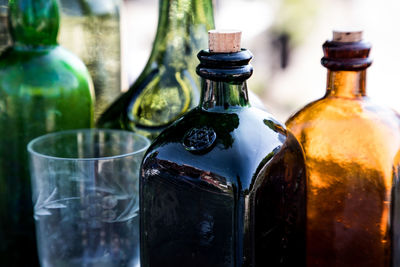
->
[[27, 128, 151, 161]]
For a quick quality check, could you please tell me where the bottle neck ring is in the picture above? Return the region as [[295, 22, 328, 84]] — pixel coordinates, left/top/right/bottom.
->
[[197, 49, 252, 110], [197, 49, 253, 83], [321, 40, 372, 71]]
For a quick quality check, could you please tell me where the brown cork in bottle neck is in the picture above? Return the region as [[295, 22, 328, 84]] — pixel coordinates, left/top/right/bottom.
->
[[333, 30, 363, 42], [208, 30, 242, 53]]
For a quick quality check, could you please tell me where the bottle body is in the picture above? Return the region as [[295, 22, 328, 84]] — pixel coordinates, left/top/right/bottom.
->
[[141, 107, 306, 266], [287, 96, 400, 267], [0, 48, 94, 265], [97, 0, 215, 140], [59, 0, 120, 118]]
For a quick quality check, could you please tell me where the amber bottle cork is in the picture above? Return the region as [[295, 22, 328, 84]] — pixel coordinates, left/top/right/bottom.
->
[[332, 30, 363, 42], [208, 29, 242, 53]]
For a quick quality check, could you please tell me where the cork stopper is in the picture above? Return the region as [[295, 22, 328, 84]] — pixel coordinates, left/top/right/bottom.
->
[[333, 30, 363, 42], [209, 30, 242, 53]]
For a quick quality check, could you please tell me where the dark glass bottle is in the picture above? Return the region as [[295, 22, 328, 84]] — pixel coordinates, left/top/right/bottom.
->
[[0, 0, 94, 265], [140, 31, 306, 266], [97, 0, 215, 140], [286, 31, 400, 266]]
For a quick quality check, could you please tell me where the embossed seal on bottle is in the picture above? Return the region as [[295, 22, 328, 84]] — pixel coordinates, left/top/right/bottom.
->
[[183, 126, 217, 152]]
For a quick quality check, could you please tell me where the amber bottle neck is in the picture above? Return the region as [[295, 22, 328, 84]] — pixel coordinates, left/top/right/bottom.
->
[[325, 70, 366, 98]]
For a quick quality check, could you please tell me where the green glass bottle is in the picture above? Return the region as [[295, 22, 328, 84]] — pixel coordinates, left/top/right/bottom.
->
[[97, 0, 215, 140], [0, 0, 94, 265], [140, 31, 306, 266], [58, 0, 121, 119]]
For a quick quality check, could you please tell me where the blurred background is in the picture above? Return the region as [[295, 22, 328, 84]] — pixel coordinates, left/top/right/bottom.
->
[[122, 0, 400, 122], [1, 0, 399, 122]]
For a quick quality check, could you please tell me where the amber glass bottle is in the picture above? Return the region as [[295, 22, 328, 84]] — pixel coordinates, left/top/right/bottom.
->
[[286, 31, 400, 267]]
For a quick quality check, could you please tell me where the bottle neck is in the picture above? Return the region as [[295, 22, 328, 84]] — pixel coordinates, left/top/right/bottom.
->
[[9, 0, 59, 48], [150, 0, 214, 61], [200, 79, 250, 111], [325, 70, 367, 98]]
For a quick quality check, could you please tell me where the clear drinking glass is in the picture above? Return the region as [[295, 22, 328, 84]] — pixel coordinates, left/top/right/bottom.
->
[[27, 129, 150, 267]]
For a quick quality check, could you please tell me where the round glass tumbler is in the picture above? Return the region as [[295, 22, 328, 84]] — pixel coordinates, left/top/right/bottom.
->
[[28, 129, 150, 267]]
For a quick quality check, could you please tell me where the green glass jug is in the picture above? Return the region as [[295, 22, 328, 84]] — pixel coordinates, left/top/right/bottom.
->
[[98, 0, 215, 140]]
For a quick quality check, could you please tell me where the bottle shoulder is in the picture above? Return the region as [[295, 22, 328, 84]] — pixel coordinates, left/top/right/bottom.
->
[[287, 96, 400, 133], [0, 46, 93, 96], [286, 96, 400, 170], [143, 107, 304, 191], [1, 46, 89, 77], [150, 106, 287, 145], [51, 46, 92, 76]]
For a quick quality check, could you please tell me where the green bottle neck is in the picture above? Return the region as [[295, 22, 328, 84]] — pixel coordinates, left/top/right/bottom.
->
[[149, 0, 215, 63], [9, 0, 59, 49], [200, 80, 250, 111]]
